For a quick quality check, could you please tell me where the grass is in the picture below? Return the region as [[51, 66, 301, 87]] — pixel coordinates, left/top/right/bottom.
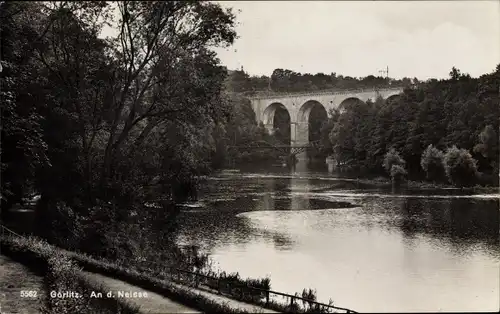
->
[[351, 175, 500, 191], [0, 254, 45, 313], [127, 247, 353, 313], [68, 251, 250, 313], [154, 259, 347, 313], [1, 234, 355, 313], [0, 235, 140, 314], [0, 235, 250, 313]]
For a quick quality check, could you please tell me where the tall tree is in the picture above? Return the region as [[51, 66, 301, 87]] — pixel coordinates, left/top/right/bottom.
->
[[0, 2, 50, 214]]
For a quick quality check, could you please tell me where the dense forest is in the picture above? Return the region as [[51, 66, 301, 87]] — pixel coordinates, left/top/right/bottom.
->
[[223, 66, 500, 187], [0, 1, 239, 262]]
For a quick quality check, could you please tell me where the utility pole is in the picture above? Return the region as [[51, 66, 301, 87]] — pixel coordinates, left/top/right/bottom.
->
[[378, 66, 389, 85], [378, 66, 389, 79]]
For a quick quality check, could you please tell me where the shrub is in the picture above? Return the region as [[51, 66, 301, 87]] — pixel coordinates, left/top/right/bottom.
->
[[383, 148, 406, 174], [0, 236, 139, 314], [390, 164, 407, 183], [383, 148, 407, 183], [420, 144, 445, 181], [443, 146, 478, 187], [300, 288, 317, 309]]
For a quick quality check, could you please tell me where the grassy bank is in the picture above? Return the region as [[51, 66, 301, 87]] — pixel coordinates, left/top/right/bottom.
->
[[68, 247, 337, 313], [0, 236, 140, 314], [1, 234, 353, 313], [0, 235, 249, 314], [345, 176, 499, 191]]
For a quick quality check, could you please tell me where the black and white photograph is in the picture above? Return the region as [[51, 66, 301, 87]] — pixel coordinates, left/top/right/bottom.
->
[[0, 1, 499, 313]]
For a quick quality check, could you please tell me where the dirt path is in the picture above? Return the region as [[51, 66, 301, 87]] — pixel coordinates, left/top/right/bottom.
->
[[82, 271, 200, 314], [167, 281, 279, 313], [0, 255, 46, 314], [83, 271, 279, 313]]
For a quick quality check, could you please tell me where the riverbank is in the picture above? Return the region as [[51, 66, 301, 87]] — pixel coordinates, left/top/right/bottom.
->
[[1, 233, 356, 313], [324, 177, 500, 193], [0, 234, 250, 313], [0, 235, 140, 314]]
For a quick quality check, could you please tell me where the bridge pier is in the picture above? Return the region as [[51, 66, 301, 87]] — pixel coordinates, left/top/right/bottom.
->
[[293, 157, 309, 173], [264, 123, 274, 135], [290, 123, 297, 144], [290, 122, 308, 146]]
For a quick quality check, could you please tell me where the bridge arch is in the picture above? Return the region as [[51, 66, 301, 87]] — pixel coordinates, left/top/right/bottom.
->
[[386, 94, 401, 104], [338, 97, 365, 113], [296, 100, 328, 144], [262, 102, 291, 143], [263, 102, 286, 125]]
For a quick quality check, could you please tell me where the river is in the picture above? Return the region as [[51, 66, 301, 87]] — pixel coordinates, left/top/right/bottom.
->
[[176, 166, 500, 312]]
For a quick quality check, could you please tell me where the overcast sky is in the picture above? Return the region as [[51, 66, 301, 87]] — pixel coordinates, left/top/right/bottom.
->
[[213, 1, 500, 79]]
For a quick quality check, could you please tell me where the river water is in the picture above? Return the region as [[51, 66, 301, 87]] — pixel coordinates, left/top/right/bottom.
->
[[176, 167, 500, 312]]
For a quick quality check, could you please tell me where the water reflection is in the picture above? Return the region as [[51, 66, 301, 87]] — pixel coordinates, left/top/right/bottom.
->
[[290, 176, 311, 211], [397, 198, 500, 254], [176, 171, 500, 312]]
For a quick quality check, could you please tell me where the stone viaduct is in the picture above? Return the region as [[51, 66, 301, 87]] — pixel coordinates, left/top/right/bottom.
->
[[247, 87, 404, 146]]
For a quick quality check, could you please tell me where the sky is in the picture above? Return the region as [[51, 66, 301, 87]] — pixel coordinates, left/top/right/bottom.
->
[[212, 1, 500, 79]]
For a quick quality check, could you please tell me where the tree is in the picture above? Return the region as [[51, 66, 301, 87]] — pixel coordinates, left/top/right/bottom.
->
[[0, 2, 50, 215], [473, 125, 499, 171], [98, 1, 237, 198], [449, 67, 461, 81], [390, 164, 407, 184], [329, 99, 374, 170], [2, 1, 238, 249], [443, 146, 478, 187], [420, 144, 445, 182], [225, 69, 251, 92], [383, 148, 406, 176]]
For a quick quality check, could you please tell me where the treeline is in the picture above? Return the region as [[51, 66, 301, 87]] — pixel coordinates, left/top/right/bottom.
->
[[1, 1, 237, 257], [326, 66, 499, 187], [212, 95, 288, 167], [218, 63, 499, 188], [226, 68, 419, 94]]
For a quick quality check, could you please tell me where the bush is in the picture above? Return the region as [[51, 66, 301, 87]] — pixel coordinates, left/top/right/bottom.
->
[[383, 148, 406, 174], [420, 144, 445, 182], [68, 251, 249, 313], [0, 236, 139, 314], [383, 148, 407, 183], [1, 235, 356, 314], [390, 164, 407, 183], [443, 146, 478, 187]]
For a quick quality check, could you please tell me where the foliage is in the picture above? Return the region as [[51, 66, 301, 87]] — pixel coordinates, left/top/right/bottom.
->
[[443, 146, 478, 187], [0, 2, 50, 214], [1, 1, 238, 249], [219, 94, 286, 166], [420, 144, 445, 182], [390, 164, 407, 183], [223, 65, 498, 183], [383, 148, 406, 174], [1, 235, 251, 313], [322, 65, 499, 186], [473, 125, 499, 173], [226, 68, 414, 95], [0, 235, 140, 314]]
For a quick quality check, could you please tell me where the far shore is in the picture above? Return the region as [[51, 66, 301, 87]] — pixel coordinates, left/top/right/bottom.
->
[[344, 176, 499, 193]]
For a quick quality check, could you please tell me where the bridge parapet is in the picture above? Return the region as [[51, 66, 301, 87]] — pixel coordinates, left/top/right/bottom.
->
[[244, 86, 405, 100]]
